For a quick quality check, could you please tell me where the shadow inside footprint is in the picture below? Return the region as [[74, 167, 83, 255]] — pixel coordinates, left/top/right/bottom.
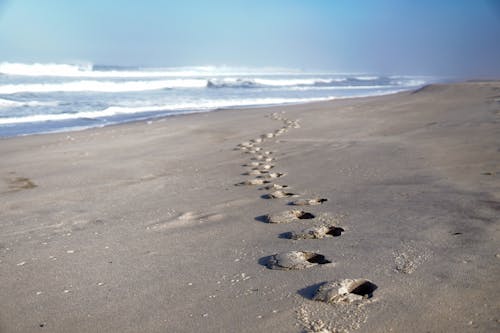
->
[[327, 227, 345, 237], [297, 212, 315, 219], [350, 280, 378, 298], [306, 254, 331, 264]]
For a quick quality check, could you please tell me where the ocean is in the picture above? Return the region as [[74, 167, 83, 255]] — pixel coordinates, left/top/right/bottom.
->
[[0, 63, 434, 137]]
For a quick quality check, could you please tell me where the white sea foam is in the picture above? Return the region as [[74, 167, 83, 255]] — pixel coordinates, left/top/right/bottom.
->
[[0, 98, 59, 107], [0, 79, 207, 94], [0, 62, 310, 78], [207, 78, 336, 88], [0, 77, 422, 94], [205, 77, 378, 88], [0, 96, 335, 125], [0, 62, 434, 136]]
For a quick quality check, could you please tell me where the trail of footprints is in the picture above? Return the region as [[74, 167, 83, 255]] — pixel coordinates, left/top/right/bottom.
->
[[234, 112, 377, 332]]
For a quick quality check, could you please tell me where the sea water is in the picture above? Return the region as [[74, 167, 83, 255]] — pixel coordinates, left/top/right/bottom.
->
[[0, 63, 434, 137]]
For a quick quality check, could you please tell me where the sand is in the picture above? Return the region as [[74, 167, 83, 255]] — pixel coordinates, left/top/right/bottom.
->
[[0, 81, 499, 332]]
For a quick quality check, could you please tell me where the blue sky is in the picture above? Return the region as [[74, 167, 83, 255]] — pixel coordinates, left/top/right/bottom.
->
[[0, 0, 499, 76]]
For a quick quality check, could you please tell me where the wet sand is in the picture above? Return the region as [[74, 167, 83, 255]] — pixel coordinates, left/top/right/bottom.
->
[[0, 81, 499, 332]]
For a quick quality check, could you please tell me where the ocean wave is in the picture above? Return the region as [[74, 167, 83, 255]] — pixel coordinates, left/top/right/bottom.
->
[[0, 77, 424, 94], [206, 78, 348, 88], [0, 96, 335, 125], [0, 62, 309, 78], [204, 76, 419, 89], [0, 98, 59, 107], [0, 79, 207, 94]]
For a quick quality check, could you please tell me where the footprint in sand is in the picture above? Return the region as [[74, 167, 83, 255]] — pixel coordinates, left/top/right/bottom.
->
[[263, 183, 289, 190], [274, 128, 287, 136], [244, 162, 273, 169], [265, 210, 315, 224], [253, 164, 273, 170], [263, 172, 286, 179], [290, 198, 328, 206], [243, 170, 268, 176], [313, 279, 377, 304], [393, 242, 432, 274], [242, 161, 261, 167], [287, 225, 344, 240], [262, 190, 298, 199], [7, 176, 37, 191], [235, 179, 271, 186], [147, 211, 224, 231], [238, 141, 253, 147], [264, 251, 332, 270]]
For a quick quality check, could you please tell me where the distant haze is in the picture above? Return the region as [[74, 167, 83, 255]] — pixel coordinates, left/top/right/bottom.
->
[[0, 0, 499, 77]]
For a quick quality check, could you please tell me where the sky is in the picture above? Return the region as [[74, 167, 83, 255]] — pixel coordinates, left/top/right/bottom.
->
[[0, 0, 499, 77]]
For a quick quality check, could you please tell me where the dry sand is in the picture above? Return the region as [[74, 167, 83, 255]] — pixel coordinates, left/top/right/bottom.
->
[[0, 81, 499, 332]]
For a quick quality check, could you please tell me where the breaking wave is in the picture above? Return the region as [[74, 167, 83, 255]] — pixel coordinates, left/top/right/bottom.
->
[[0, 96, 335, 125], [0, 98, 59, 107], [0, 77, 424, 94], [0, 62, 435, 136], [0, 62, 303, 78], [0, 79, 207, 94]]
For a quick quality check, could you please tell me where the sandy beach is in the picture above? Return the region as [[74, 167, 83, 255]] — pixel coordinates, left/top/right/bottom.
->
[[0, 81, 499, 332]]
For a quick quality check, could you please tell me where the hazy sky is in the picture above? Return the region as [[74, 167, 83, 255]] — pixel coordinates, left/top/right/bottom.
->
[[0, 0, 499, 76]]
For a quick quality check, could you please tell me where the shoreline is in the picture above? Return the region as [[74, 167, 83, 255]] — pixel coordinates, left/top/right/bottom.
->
[[0, 81, 499, 332], [0, 86, 423, 139]]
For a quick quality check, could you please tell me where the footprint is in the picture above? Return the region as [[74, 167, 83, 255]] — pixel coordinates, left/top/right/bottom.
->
[[264, 172, 286, 179], [251, 155, 265, 161], [262, 133, 274, 139], [254, 164, 273, 170], [313, 279, 377, 303], [243, 170, 267, 176], [263, 183, 289, 190], [263, 190, 298, 199], [393, 243, 431, 274], [290, 198, 328, 206], [275, 128, 286, 136], [250, 138, 263, 144], [290, 225, 344, 239], [265, 210, 315, 223], [147, 211, 224, 231], [8, 177, 37, 191], [243, 162, 261, 167], [235, 179, 271, 186], [265, 251, 332, 270]]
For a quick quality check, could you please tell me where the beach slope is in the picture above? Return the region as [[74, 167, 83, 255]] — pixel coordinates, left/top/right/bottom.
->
[[0, 81, 499, 332]]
